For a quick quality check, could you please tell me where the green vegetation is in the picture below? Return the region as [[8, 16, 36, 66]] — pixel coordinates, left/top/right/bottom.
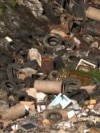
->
[[0, 3, 4, 15], [58, 67, 100, 84], [11, 0, 17, 7]]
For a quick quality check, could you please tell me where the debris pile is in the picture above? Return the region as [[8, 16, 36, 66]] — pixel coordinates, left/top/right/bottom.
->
[[0, 0, 100, 132]]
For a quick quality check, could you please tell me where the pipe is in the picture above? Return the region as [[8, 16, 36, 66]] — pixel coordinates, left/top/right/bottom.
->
[[81, 85, 96, 94], [34, 80, 62, 94], [91, 0, 100, 5], [85, 6, 100, 21], [2, 104, 27, 121]]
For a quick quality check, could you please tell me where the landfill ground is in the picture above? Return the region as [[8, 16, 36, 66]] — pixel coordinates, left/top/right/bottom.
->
[[0, 0, 100, 133]]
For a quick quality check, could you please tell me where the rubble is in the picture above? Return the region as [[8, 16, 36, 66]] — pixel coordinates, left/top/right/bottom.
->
[[0, 0, 100, 132]]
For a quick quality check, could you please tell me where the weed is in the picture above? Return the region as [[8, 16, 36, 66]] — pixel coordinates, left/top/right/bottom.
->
[[0, 3, 4, 15], [11, 0, 17, 7], [58, 67, 100, 84]]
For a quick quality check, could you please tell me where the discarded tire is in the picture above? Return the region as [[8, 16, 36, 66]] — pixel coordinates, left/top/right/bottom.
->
[[43, 33, 62, 48], [63, 77, 82, 93], [51, 5, 61, 18], [48, 70, 58, 81], [47, 111, 62, 122]]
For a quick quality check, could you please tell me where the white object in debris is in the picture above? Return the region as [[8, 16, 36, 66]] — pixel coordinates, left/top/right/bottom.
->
[[28, 48, 41, 66], [11, 125, 18, 131], [73, 36, 81, 45], [58, 121, 72, 129], [67, 110, 75, 119], [76, 59, 96, 70], [90, 41, 99, 48], [18, 67, 37, 77], [69, 33, 81, 46], [5, 36, 12, 42], [37, 104, 46, 112], [84, 129, 90, 133], [36, 92, 47, 103]]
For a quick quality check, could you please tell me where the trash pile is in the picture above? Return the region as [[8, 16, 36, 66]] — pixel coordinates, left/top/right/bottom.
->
[[0, 0, 100, 132]]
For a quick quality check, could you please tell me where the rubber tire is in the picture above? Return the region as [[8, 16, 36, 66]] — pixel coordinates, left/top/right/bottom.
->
[[47, 111, 62, 122], [63, 77, 82, 93], [43, 33, 62, 48], [48, 70, 59, 81]]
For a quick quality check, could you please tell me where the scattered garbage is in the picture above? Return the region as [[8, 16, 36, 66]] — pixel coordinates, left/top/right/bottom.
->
[[0, 0, 100, 132]]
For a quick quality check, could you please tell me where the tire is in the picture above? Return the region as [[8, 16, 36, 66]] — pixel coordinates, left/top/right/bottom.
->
[[48, 70, 58, 80], [51, 5, 61, 18], [43, 3, 61, 24], [63, 77, 82, 93], [47, 111, 62, 122], [65, 89, 89, 103], [43, 33, 62, 48]]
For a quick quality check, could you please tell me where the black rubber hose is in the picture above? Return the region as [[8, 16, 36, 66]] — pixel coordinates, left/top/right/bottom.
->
[[1, 80, 17, 95], [7, 63, 21, 81]]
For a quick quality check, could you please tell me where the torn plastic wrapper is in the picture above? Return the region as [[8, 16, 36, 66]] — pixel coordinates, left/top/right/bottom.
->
[[28, 48, 42, 66], [49, 93, 72, 109]]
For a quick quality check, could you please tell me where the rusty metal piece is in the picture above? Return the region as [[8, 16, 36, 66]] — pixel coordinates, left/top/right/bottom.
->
[[50, 23, 69, 37], [41, 57, 54, 73], [66, 71, 92, 86]]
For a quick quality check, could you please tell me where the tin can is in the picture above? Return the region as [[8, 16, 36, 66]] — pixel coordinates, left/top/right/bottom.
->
[[41, 57, 54, 73]]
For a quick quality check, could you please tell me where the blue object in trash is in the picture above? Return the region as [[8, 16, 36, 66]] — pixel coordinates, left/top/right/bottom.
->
[[49, 93, 72, 109]]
